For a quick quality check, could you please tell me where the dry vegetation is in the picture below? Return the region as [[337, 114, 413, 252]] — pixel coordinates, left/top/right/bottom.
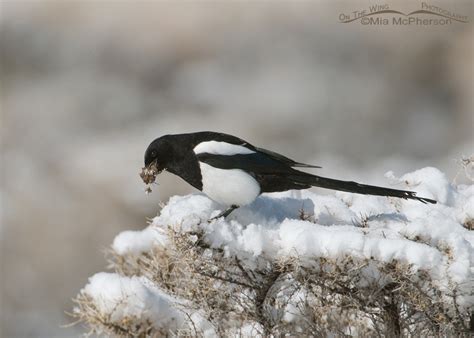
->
[[73, 224, 473, 337]]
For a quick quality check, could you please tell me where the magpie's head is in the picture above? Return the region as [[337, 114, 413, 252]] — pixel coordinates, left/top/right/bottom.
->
[[141, 137, 173, 186]]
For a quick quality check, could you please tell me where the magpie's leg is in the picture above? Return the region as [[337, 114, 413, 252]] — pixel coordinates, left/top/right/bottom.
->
[[210, 205, 239, 221]]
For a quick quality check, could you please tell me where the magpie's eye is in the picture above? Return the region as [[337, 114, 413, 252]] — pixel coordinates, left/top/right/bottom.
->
[[150, 150, 157, 158]]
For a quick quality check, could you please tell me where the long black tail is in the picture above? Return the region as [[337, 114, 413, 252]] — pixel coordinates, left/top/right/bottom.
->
[[289, 173, 437, 204]]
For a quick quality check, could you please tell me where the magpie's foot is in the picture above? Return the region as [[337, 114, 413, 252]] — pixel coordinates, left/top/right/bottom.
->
[[208, 205, 239, 222]]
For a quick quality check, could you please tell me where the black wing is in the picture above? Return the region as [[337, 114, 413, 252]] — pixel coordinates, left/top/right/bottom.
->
[[189, 132, 321, 169], [196, 151, 312, 193], [196, 151, 304, 174], [256, 147, 321, 169]]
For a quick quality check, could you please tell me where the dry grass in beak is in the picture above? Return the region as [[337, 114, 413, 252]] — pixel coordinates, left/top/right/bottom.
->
[[139, 161, 161, 194]]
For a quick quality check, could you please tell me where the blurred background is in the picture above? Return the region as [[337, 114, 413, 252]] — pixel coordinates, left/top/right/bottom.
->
[[1, 1, 472, 337]]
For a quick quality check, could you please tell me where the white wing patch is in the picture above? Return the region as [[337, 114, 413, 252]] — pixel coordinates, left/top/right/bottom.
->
[[194, 141, 255, 156]]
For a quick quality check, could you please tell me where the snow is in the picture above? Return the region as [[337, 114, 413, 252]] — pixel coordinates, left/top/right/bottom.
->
[[396, 167, 453, 204], [81, 272, 183, 331], [113, 226, 168, 255], [80, 167, 474, 332]]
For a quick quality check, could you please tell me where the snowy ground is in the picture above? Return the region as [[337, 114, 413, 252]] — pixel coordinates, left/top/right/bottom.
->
[[76, 167, 473, 335]]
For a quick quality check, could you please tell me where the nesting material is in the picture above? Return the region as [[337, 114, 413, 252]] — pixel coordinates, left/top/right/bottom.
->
[[140, 161, 160, 194]]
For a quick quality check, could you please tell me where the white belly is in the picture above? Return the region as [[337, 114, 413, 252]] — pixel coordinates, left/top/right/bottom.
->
[[199, 162, 260, 206]]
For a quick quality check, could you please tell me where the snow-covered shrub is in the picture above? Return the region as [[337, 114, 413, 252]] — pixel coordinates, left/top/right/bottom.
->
[[72, 167, 474, 336]]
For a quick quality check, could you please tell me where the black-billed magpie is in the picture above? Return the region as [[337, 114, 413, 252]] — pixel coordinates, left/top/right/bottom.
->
[[141, 132, 436, 218]]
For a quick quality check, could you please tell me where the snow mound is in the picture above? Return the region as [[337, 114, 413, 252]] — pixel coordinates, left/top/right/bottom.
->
[[120, 168, 473, 290], [113, 226, 168, 255], [77, 167, 474, 335], [79, 273, 183, 332]]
